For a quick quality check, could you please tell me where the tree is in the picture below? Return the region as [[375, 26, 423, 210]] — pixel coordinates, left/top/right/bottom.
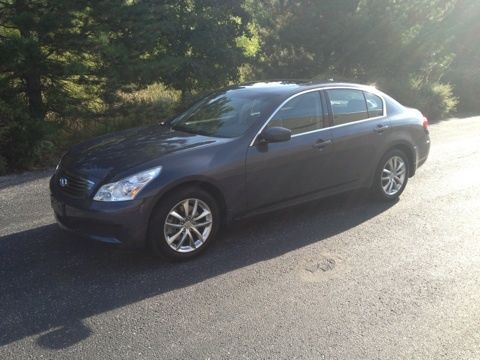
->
[[0, 0, 98, 122], [249, 0, 461, 118], [0, 0, 250, 171], [0, 0, 99, 170], [148, 0, 250, 98], [252, 0, 457, 81], [443, 0, 480, 113]]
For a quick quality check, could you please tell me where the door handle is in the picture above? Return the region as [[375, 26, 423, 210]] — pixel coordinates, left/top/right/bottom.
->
[[374, 124, 389, 134], [312, 139, 332, 149]]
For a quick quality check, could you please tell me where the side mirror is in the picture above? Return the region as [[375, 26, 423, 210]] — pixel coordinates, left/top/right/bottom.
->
[[260, 127, 292, 143]]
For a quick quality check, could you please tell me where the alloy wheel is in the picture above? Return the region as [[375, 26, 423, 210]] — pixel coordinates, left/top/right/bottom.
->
[[381, 155, 407, 196], [163, 198, 213, 253]]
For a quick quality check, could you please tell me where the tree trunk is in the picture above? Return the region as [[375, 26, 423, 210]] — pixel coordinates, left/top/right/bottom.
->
[[15, 0, 45, 121], [25, 72, 45, 121]]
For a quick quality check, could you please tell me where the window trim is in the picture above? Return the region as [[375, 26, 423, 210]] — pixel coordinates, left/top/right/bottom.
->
[[249, 86, 387, 146]]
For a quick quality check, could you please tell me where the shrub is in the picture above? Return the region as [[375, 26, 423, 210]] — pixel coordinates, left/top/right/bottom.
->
[[417, 82, 458, 121], [446, 67, 480, 115], [0, 87, 62, 172], [56, 84, 180, 152], [0, 119, 60, 171], [98, 101, 177, 134], [97, 84, 180, 134], [382, 78, 458, 121]]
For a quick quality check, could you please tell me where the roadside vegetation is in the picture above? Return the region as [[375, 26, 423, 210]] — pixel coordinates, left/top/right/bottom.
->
[[0, 0, 479, 174]]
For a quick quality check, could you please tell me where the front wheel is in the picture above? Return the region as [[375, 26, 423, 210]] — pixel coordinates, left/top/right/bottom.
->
[[372, 149, 409, 201], [148, 187, 220, 260]]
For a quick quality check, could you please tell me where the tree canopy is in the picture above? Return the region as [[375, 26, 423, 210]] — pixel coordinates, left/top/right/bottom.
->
[[0, 0, 478, 173]]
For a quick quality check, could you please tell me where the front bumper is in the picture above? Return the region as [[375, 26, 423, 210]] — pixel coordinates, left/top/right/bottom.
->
[[50, 180, 152, 248]]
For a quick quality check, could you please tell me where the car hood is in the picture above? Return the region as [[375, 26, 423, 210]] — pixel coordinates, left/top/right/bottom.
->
[[61, 125, 219, 180]]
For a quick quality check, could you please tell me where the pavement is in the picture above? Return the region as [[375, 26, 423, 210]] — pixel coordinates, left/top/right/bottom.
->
[[0, 116, 479, 359]]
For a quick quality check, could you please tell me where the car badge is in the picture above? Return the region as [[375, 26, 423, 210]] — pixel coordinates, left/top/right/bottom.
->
[[59, 177, 68, 187]]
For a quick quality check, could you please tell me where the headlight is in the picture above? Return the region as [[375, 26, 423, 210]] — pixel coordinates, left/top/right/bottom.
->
[[93, 166, 162, 202]]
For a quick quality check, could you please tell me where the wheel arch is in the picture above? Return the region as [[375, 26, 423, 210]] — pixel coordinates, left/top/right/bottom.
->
[[366, 141, 417, 189], [148, 178, 228, 229], [388, 142, 416, 177]]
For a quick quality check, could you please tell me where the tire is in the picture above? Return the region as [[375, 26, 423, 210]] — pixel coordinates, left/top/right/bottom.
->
[[148, 187, 221, 260], [372, 149, 410, 201]]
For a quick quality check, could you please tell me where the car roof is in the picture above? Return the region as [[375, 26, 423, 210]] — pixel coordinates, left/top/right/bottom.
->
[[226, 80, 381, 98]]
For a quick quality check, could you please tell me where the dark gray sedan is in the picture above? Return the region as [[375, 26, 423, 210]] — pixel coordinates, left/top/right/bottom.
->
[[50, 81, 430, 259]]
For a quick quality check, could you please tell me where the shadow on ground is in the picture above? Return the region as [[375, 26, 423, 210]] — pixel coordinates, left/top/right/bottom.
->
[[0, 191, 395, 349]]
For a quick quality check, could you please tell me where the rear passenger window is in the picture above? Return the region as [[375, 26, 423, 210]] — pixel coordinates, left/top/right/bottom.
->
[[267, 91, 323, 135], [327, 89, 368, 125], [365, 92, 384, 118]]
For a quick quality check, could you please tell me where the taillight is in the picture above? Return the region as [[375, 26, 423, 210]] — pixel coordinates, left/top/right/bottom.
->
[[422, 116, 429, 130]]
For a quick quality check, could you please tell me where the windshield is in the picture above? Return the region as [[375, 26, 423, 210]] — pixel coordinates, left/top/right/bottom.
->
[[170, 90, 274, 138]]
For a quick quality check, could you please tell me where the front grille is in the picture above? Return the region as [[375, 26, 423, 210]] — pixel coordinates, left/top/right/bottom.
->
[[56, 169, 95, 198]]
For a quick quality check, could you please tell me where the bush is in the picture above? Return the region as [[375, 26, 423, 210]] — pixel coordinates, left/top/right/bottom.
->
[[417, 82, 458, 121], [0, 119, 60, 171], [95, 85, 179, 134], [0, 83, 182, 174], [382, 78, 458, 121], [446, 67, 480, 114], [97, 101, 177, 134], [0, 87, 62, 173], [56, 84, 180, 152]]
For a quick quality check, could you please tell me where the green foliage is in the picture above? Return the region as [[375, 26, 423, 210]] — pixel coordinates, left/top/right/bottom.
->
[[0, 116, 59, 170], [119, 83, 181, 106], [382, 78, 458, 120], [148, 1, 250, 96], [252, 0, 457, 81], [442, 0, 480, 114], [0, 0, 250, 173], [248, 0, 473, 117], [236, 22, 261, 58], [97, 85, 180, 135], [447, 67, 480, 114], [423, 83, 459, 120], [0, 0, 478, 174]]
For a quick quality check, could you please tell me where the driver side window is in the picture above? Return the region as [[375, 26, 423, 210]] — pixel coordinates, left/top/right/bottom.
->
[[267, 92, 323, 135]]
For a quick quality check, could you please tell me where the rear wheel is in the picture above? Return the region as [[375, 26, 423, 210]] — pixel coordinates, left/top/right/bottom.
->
[[148, 187, 220, 260], [372, 149, 409, 201]]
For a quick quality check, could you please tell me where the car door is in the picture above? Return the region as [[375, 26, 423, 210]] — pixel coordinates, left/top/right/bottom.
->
[[325, 88, 390, 186], [245, 90, 335, 211]]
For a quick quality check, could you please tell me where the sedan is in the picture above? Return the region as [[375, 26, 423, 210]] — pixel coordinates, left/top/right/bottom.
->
[[50, 81, 430, 259]]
